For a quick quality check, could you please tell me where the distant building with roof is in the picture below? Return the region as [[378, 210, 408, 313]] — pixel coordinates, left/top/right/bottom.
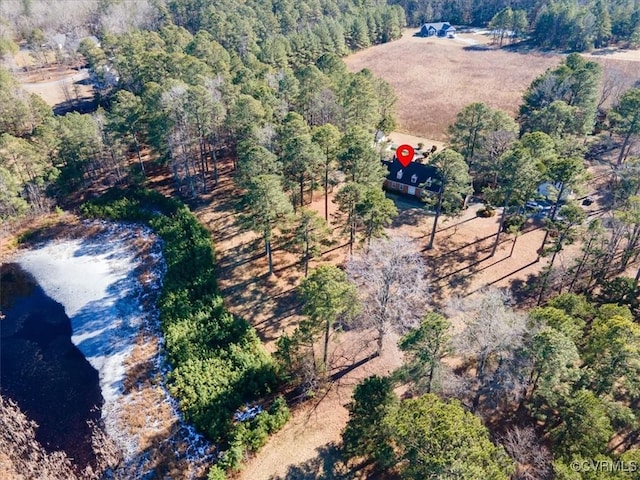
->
[[419, 22, 456, 38]]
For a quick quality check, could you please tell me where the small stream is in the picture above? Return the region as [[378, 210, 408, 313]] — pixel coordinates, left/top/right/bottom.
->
[[0, 263, 103, 471]]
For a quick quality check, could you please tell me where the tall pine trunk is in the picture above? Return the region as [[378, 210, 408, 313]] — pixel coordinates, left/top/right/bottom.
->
[[299, 174, 305, 208], [323, 318, 330, 367], [132, 131, 145, 177], [620, 225, 640, 270], [569, 236, 595, 292], [538, 230, 567, 305], [212, 145, 219, 186], [617, 130, 635, 166], [349, 213, 356, 255], [265, 232, 273, 275], [491, 194, 510, 257], [198, 136, 207, 192], [304, 233, 310, 277], [427, 187, 444, 249], [539, 183, 566, 257], [324, 162, 329, 222]]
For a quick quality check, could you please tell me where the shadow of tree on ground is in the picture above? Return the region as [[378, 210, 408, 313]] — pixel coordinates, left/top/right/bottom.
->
[[269, 443, 355, 480]]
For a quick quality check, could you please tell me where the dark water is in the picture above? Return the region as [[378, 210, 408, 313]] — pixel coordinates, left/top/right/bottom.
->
[[0, 263, 104, 470]]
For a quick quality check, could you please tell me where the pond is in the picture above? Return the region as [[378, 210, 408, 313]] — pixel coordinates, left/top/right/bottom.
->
[[0, 263, 103, 471]]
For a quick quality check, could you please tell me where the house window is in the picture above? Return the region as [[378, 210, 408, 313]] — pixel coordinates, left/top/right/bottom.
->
[[396, 170, 403, 180], [411, 174, 418, 184], [425, 177, 432, 187]]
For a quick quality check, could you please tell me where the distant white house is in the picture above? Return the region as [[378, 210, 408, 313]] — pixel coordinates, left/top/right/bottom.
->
[[537, 182, 575, 201], [419, 22, 456, 38]]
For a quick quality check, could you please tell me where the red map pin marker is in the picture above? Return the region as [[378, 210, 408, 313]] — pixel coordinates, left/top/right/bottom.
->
[[396, 144, 414, 168]]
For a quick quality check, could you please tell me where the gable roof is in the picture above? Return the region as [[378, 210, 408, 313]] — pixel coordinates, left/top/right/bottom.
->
[[421, 22, 453, 31], [382, 159, 442, 193]]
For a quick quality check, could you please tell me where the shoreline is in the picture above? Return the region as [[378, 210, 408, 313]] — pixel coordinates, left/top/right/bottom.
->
[[4, 218, 214, 478], [17, 226, 155, 407]]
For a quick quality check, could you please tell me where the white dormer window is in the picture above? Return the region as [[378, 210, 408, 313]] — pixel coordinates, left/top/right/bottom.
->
[[425, 177, 432, 187], [411, 174, 418, 184], [396, 170, 403, 180]]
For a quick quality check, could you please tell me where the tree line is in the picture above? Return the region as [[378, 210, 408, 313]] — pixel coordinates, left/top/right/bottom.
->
[[390, 0, 640, 51], [1, 1, 402, 223], [1, 16, 403, 283]]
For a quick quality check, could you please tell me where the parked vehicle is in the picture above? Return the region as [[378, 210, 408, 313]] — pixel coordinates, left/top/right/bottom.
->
[[525, 200, 551, 212]]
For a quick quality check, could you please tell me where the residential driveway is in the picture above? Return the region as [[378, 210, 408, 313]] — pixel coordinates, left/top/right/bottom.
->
[[19, 69, 92, 107]]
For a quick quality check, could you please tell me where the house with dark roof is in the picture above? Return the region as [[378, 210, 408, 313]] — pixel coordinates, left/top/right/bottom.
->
[[382, 158, 442, 200], [420, 22, 456, 38]]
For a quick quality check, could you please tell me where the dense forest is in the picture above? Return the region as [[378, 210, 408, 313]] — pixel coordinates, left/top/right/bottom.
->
[[391, 0, 640, 50], [1, 0, 640, 479], [0, 0, 403, 220]]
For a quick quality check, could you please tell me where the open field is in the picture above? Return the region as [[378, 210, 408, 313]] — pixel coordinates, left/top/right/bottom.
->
[[345, 29, 561, 140], [5, 48, 94, 110], [387, 131, 445, 153], [345, 29, 640, 141], [18, 67, 93, 107], [585, 47, 640, 62]]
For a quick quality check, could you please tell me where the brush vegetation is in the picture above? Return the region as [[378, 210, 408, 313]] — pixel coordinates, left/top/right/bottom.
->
[[81, 188, 289, 474]]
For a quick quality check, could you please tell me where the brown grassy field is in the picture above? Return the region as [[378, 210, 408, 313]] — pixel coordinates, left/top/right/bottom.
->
[[345, 29, 640, 141], [344, 30, 561, 140]]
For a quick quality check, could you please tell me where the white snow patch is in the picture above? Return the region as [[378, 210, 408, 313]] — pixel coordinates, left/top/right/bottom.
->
[[15, 234, 142, 407]]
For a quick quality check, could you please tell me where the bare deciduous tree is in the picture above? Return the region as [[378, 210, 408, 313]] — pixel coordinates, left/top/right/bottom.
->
[[449, 288, 529, 411], [346, 237, 431, 356], [0, 394, 79, 479], [598, 65, 629, 111], [502, 426, 553, 480], [162, 84, 203, 197], [99, 0, 161, 34]]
